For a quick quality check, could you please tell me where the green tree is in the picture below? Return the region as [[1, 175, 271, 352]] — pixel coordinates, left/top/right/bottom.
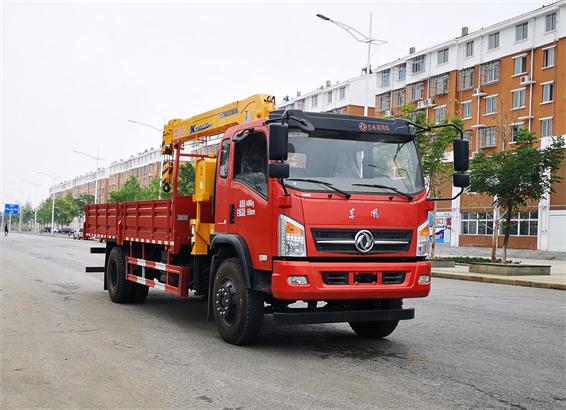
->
[[21, 202, 34, 224], [73, 194, 94, 220], [470, 130, 564, 263], [55, 192, 77, 226], [159, 162, 196, 198], [399, 104, 463, 257], [36, 199, 52, 225], [108, 176, 145, 203]]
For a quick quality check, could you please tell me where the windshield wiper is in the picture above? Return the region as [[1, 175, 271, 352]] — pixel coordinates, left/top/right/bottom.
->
[[286, 178, 351, 199], [351, 183, 413, 201]]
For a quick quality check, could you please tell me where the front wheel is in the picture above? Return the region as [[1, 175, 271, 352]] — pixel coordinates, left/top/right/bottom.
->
[[212, 258, 264, 345], [349, 299, 402, 339]]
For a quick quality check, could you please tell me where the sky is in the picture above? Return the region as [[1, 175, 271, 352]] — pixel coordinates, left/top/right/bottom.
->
[[0, 0, 553, 206]]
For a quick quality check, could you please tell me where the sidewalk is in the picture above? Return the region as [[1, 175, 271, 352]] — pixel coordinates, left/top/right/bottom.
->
[[432, 244, 566, 290]]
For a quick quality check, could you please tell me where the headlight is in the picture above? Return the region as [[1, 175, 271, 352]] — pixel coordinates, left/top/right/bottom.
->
[[416, 219, 430, 257], [278, 214, 306, 257]]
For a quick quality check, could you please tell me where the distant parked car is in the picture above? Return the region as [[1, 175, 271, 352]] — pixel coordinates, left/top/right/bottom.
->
[[40, 227, 51, 234], [73, 228, 83, 240], [60, 227, 74, 235]]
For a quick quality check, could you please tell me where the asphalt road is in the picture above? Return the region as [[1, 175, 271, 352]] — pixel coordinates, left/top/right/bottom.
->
[[1, 233, 565, 409]]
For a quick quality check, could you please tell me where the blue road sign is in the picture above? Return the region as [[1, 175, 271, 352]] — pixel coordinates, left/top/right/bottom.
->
[[4, 203, 20, 215]]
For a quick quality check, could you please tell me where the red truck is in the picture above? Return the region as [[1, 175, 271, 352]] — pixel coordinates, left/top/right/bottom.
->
[[85, 95, 470, 345]]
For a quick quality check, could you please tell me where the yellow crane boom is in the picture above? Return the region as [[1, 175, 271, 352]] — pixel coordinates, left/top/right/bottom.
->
[[160, 94, 276, 191]]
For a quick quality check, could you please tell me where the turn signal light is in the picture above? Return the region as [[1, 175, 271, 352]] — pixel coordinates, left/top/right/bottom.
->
[[288, 276, 308, 285]]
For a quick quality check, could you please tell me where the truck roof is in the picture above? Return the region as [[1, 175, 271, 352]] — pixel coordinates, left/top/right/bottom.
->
[[269, 110, 418, 139]]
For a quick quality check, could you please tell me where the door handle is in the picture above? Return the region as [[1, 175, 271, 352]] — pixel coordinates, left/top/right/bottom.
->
[[229, 204, 235, 224]]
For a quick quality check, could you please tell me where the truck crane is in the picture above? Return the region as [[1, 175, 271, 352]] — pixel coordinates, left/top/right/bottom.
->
[[84, 94, 470, 345]]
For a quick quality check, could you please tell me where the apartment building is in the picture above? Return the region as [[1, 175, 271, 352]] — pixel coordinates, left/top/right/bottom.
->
[[279, 1, 565, 250], [50, 147, 161, 203], [279, 78, 376, 116]]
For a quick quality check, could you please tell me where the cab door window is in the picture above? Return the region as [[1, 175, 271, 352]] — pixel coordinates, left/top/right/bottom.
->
[[233, 133, 267, 197], [219, 139, 231, 179]]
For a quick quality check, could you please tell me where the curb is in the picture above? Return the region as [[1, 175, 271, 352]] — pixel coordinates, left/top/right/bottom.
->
[[432, 271, 566, 291]]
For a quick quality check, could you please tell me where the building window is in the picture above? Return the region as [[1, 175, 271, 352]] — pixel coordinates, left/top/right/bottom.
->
[[411, 55, 425, 73], [409, 82, 424, 101], [378, 93, 391, 111], [461, 212, 494, 235], [462, 101, 472, 119], [541, 118, 553, 137], [479, 127, 497, 148], [542, 82, 554, 103], [515, 22, 528, 41], [543, 47, 555, 68], [312, 95, 318, 108], [545, 12, 556, 32], [430, 74, 449, 96], [378, 69, 391, 87], [463, 130, 472, 143], [397, 64, 406, 81], [511, 124, 524, 143], [485, 95, 497, 115], [458, 68, 474, 90], [500, 211, 538, 236], [512, 89, 525, 109], [437, 48, 449, 65], [339, 87, 346, 100], [480, 60, 500, 84], [465, 41, 474, 57], [393, 89, 405, 107], [488, 32, 500, 50], [434, 105, 447, 124], [513, 55, 527, 75], [296, 99, 305, 110], [327, 91, 333, 104]]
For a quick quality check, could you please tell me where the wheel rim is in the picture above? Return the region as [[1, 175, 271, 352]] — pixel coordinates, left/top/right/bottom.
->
[[109, 260, 118, 291], [215, 278, 239, 327]]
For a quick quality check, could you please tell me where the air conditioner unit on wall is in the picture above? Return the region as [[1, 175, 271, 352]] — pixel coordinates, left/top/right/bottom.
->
[[417, 100, 428, 109], [385, 110, 392, 117], [520, 75, 534, 85], [426, 98, 435, 107], [472, 87, 486, 97]]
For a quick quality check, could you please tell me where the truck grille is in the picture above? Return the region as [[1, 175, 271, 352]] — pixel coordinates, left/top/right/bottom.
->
[[312, 228, 412, 255], [321, 271, 407, 285]]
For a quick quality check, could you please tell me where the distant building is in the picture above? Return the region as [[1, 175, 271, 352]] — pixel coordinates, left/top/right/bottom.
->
[[50, 147, 161, 203], [278, 78, 376, 116]]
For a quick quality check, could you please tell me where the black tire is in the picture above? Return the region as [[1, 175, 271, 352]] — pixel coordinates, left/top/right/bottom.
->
[[349, 299, 402, 339], [130, 284, 149, 303], [106, 246, 134, 303], [212, 258, 264, 345]]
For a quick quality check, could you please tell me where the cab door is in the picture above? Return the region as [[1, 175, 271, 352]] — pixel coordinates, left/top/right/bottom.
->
[[228, 130, 272, 271], [214, 138, 232, 234]]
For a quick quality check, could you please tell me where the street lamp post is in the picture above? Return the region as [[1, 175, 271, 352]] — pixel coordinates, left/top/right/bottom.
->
[[316, 13, 387, 116], [73, 150, 103, 204], [37, 172, 59, 235], [128, 119, 164, 198], [20, 180, 40, 233]]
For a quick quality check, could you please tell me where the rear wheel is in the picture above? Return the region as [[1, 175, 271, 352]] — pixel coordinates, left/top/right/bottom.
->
[[106, 246, 134, 303], [349, 299, 402, 339], [212, 258, 264, 345]]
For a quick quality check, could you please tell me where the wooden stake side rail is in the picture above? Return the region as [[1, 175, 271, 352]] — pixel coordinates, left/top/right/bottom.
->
[[84, 198, 194, 253]]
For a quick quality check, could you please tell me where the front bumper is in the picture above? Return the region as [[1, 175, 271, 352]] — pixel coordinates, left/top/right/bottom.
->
[[271, 260, 431, 301]]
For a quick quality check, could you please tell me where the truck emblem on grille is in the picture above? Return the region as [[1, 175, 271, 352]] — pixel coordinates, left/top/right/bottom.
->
[[370, 208, 378, 219], [354, 230, 374, 253], [348, 208, 355, 220]]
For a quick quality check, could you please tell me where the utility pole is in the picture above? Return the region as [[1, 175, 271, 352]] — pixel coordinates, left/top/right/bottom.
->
[[73, 150, 104, 204], [37, 172, 59, 235], [20, 180, 40, 233], [316, 13, 386, 116]]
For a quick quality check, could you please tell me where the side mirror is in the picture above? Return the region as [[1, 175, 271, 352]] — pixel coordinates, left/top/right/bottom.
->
[[453, 139, 469, 172], [269, 123, 289, 161], [269, 163, 290, 179], [453, 173, 470, 188]]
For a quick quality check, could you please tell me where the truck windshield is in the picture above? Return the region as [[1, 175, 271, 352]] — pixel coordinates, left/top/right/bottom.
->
[[284, 131, 424, 196]]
